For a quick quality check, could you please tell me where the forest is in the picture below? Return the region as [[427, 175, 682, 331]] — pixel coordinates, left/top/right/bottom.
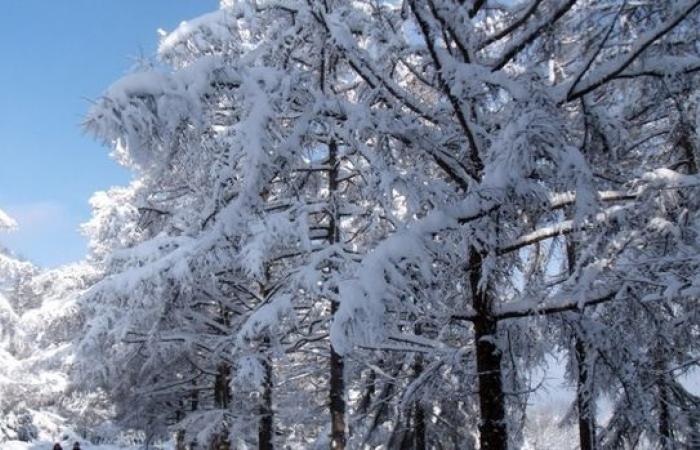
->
[[1, 0, 700, 449]]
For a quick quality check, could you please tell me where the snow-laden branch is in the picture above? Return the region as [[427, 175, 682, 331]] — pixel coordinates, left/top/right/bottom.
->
[[334, 168, 700, 346], [501, 170, 700, 254], [408, 0, 483, 176], [498, 215, 592, 255], [494, 287, 619, 320], [478, 0, 545, 50], [549, 189, 637, 210], [612, 55, 700, 80], [449, 287, 619, 322], [316, 8, 440, 125], [491, 0, 578, 71], [564, 0, 700, 100], [0, 208, 17, 232], [318, 3, 482, 185]]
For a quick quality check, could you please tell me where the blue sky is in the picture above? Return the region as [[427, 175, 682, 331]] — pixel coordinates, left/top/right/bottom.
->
[[0, 0, 217, 267]]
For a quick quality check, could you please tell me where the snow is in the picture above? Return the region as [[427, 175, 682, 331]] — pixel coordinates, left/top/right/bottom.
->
[[2, 442, 139, 450], [158, 9, 233, 59], [560, 0, 700, 99], [0, 209, 17, 232], [6, 0, 700, 448]]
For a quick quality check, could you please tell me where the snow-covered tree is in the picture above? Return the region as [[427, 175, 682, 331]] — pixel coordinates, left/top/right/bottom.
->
[[74, 1, 700, 450], [0, 209, 35, 427], [0, 206, 108, 445]]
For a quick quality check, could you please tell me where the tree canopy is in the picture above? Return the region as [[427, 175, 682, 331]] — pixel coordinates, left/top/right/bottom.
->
[[3, 1, 700, 449]]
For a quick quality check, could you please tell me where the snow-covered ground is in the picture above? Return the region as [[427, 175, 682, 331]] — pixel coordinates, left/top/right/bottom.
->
[[1, 409, 160, 450], [3, 443, 134, 450]]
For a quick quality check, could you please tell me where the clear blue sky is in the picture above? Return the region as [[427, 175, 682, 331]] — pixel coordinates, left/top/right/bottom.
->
[[0, 0, 217, 267]]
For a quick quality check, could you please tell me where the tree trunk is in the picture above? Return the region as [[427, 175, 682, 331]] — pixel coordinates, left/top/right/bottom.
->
[[567, 238, 597, 450], [678, 116, 698, 175], [175, 430, 186, 450], [259, 351, 275, 450], [656, 353, 672, 449], [470, 249, 507, 450], [175, 406, 186, 450], [330, 300, 347, 450], [212, 364, 231, 450], [191, 378, 199, 411], [688, 405, 700, 449], [214, 363, 231, 409], [474, 316, 507, 450], [255, 273, 275, 450], [414, 389, 426, 450], [413, 324, 426, 450], [575, 337, 596, 450], [328, 140, 347, 450], [191, 379, 200, 450]]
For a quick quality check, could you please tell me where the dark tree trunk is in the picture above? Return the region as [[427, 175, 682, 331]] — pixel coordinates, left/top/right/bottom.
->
[[678, 114, 698, 175], [656, 354, 672, 449], [214, 363, 231, 409], [470, 249, 507, 450], [191, 379, 199, 450], [255, 273, 275, 450], [259, 352, 275, 450], [575, 337, 596, 450], [474, 316, 507, 450], [212, 364, 231, 450], [328, 140, 347, 450], [330, 300, 347, 450], [567, 238, 597, 450], [414, 392, 426, 450], [191, 378, 199, 411], [175, 430, 186, 450], [175, 406, 186, 450], [688, 405, 700, 449], [413, 324, 426, 450]]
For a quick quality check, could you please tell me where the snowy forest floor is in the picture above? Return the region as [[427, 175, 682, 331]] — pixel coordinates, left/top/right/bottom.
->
[[4, 358, 698, 450], [4, 443, 136, 450], [0, 404, 581, 450]]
